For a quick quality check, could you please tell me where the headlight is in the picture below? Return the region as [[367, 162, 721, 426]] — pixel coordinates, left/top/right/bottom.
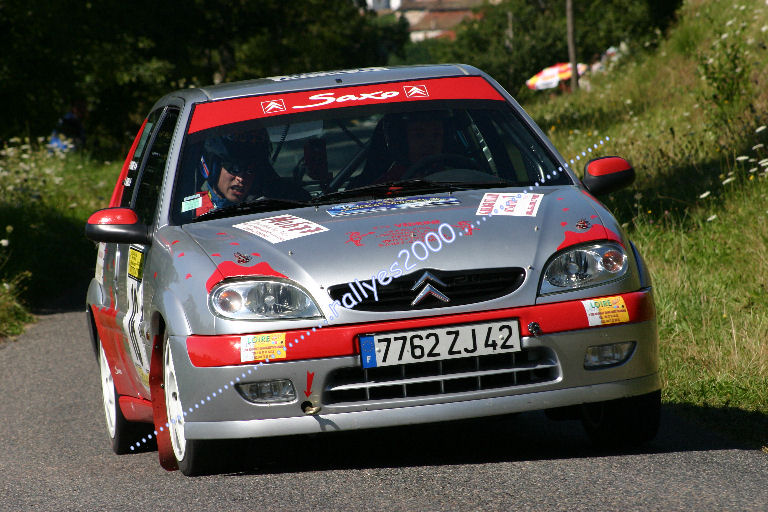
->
[[540, 242, 628, 294], [209, 279, 322, 320]]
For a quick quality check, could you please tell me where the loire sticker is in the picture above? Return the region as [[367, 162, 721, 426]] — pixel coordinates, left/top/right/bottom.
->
[[476, 193, 543, 217], [582, 296, 630, 326], [327, 196, 460, 217], [234, 215, 328, 243], [241, 333, 287, 362]]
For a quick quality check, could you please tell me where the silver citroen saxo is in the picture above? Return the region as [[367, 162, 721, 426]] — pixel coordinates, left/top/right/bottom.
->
[[85, 64, 660, 475]]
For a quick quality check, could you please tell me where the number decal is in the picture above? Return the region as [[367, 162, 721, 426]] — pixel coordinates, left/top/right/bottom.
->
[[395, 335, 408, 361], [426, 332, 440, 357], [483, 326, 497, 350], [464, 329, 477, 354], [499, 324, 515, 349], [410, 334, 425, 359], [398, 249, 416, 271], [378, 337, 392, 363], [447, 329, 461, 355]]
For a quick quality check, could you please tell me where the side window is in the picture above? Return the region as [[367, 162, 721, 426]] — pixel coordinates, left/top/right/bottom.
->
[[133, 108, 180, 224], [120, 109, 163, 207]]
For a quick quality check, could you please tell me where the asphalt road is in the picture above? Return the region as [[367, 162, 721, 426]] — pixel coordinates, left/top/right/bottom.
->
[[1, 310, 766, 511]]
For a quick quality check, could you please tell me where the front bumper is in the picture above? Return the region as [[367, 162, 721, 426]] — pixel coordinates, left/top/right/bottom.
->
[[168, 289, 659, 439]]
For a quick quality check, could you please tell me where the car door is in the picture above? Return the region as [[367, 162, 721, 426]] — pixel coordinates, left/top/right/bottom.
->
[[114, 106, 180, 398]]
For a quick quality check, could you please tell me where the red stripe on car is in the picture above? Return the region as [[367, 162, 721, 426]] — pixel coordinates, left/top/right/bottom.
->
[[186, 290, 654, 367], [188, 76, 505, 133]]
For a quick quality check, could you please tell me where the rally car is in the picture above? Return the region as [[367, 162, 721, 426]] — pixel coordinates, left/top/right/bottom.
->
[[85, 64, 660, 476]]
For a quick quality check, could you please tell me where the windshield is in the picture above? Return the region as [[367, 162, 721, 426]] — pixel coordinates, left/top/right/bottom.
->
[[171, 78, 570, 224]]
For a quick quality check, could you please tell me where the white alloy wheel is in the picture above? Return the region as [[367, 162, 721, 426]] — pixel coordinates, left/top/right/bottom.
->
[[164, 337, 186, 461], [99, 343, 117, 438]]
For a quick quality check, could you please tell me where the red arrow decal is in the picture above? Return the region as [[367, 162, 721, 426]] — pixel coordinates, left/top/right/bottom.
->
[[304, 371, 315, 397]]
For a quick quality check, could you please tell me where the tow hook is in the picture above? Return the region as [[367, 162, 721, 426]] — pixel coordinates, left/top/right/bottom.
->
[[301, 401, 322, 415]]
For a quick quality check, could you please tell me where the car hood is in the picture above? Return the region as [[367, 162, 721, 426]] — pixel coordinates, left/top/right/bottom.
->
[[177, 186, 627, 325]]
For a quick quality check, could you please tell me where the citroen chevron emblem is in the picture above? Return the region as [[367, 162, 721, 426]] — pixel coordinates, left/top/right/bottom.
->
[[410, 271, 450, 306]]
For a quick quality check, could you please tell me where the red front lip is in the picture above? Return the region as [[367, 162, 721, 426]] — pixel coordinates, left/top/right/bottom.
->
[[186, 290, 655, 368]]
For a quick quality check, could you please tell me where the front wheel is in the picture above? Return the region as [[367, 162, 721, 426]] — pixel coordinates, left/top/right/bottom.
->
[[162, 335, 222, 476], [98, 341, 153, 454], [580, 390, 661, 449]]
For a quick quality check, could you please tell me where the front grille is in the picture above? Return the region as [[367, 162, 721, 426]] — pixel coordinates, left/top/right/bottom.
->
[[327, 267, 526, 311], [324, 347, 559, 405]]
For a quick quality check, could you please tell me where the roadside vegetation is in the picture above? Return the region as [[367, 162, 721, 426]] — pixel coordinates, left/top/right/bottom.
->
[[0, 140, 118, 336], [1, 0, 765, 447], [525, 0, 768, 448]]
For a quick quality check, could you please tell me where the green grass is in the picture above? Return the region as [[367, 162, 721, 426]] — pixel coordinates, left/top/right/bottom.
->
[[0, 137, 120, 334], [525, 0, 768, 447]]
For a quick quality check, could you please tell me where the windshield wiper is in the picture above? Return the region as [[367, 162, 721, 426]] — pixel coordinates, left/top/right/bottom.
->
[[192, 197, 309, 222]]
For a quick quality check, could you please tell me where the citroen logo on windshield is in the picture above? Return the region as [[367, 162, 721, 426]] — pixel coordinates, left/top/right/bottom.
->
[[410, 271, 450, 306]]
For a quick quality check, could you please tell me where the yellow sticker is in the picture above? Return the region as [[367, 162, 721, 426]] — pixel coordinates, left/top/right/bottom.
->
[[582, 296, 629, 326], [240, 333, 287, 363], [127, 247, 145, 281]]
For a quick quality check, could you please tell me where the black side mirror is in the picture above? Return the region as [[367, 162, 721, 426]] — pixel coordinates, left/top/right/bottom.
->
[[85, 207, 151, 245], [582, 156, 635, 196]]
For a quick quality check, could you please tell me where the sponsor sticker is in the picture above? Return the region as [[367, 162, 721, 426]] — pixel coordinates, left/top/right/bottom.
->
[[327, 196, 460, 217], [234, 215, 328, 243], [476, 192, 543, 217], [188, 76, 505, 133], [127, 246, 145, 281], [240, 333, 287, 362], [181, 193, 204, 212], [581, 296, 630, 326]]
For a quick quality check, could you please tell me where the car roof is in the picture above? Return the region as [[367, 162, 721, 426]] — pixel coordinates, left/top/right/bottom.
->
[[160, 64, 488, 105]]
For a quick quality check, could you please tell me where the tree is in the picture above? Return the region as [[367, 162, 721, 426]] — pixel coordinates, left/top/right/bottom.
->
[[0, 0, 409, 156]]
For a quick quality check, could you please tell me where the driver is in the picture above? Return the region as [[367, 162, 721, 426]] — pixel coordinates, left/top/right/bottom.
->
[[195, 134, 265, 216]]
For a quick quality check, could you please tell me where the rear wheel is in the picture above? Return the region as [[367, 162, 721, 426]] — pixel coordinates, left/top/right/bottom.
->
[[98, 341, 152, 453], [163, 335, 221, 476], [580, 390, 661, 449]]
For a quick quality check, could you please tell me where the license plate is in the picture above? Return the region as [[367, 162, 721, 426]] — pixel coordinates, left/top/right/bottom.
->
[[359, 320, 520, 369]]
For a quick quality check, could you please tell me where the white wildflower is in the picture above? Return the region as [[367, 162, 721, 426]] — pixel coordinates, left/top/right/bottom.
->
[[736, 156, 749, 161], [757, 125, 767, 133], [0, 239, 7, 247], [753, 144, 764, 150], [722, 177, 736, 185], [699, 191, 711, 198], [760, 158, 768, 166], [750, 167, 758, 173], [721, 33, 729, 39], [706, 215, 717, 222], [762, 25, 768, 33]]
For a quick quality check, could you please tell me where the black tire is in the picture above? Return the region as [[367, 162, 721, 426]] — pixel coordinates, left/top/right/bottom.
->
[[580, 390, 661, 449], [98, 341, 154, 454]]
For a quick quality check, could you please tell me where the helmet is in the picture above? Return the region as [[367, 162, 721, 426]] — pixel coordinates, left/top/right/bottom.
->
[[199, 129, 272, 185]]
